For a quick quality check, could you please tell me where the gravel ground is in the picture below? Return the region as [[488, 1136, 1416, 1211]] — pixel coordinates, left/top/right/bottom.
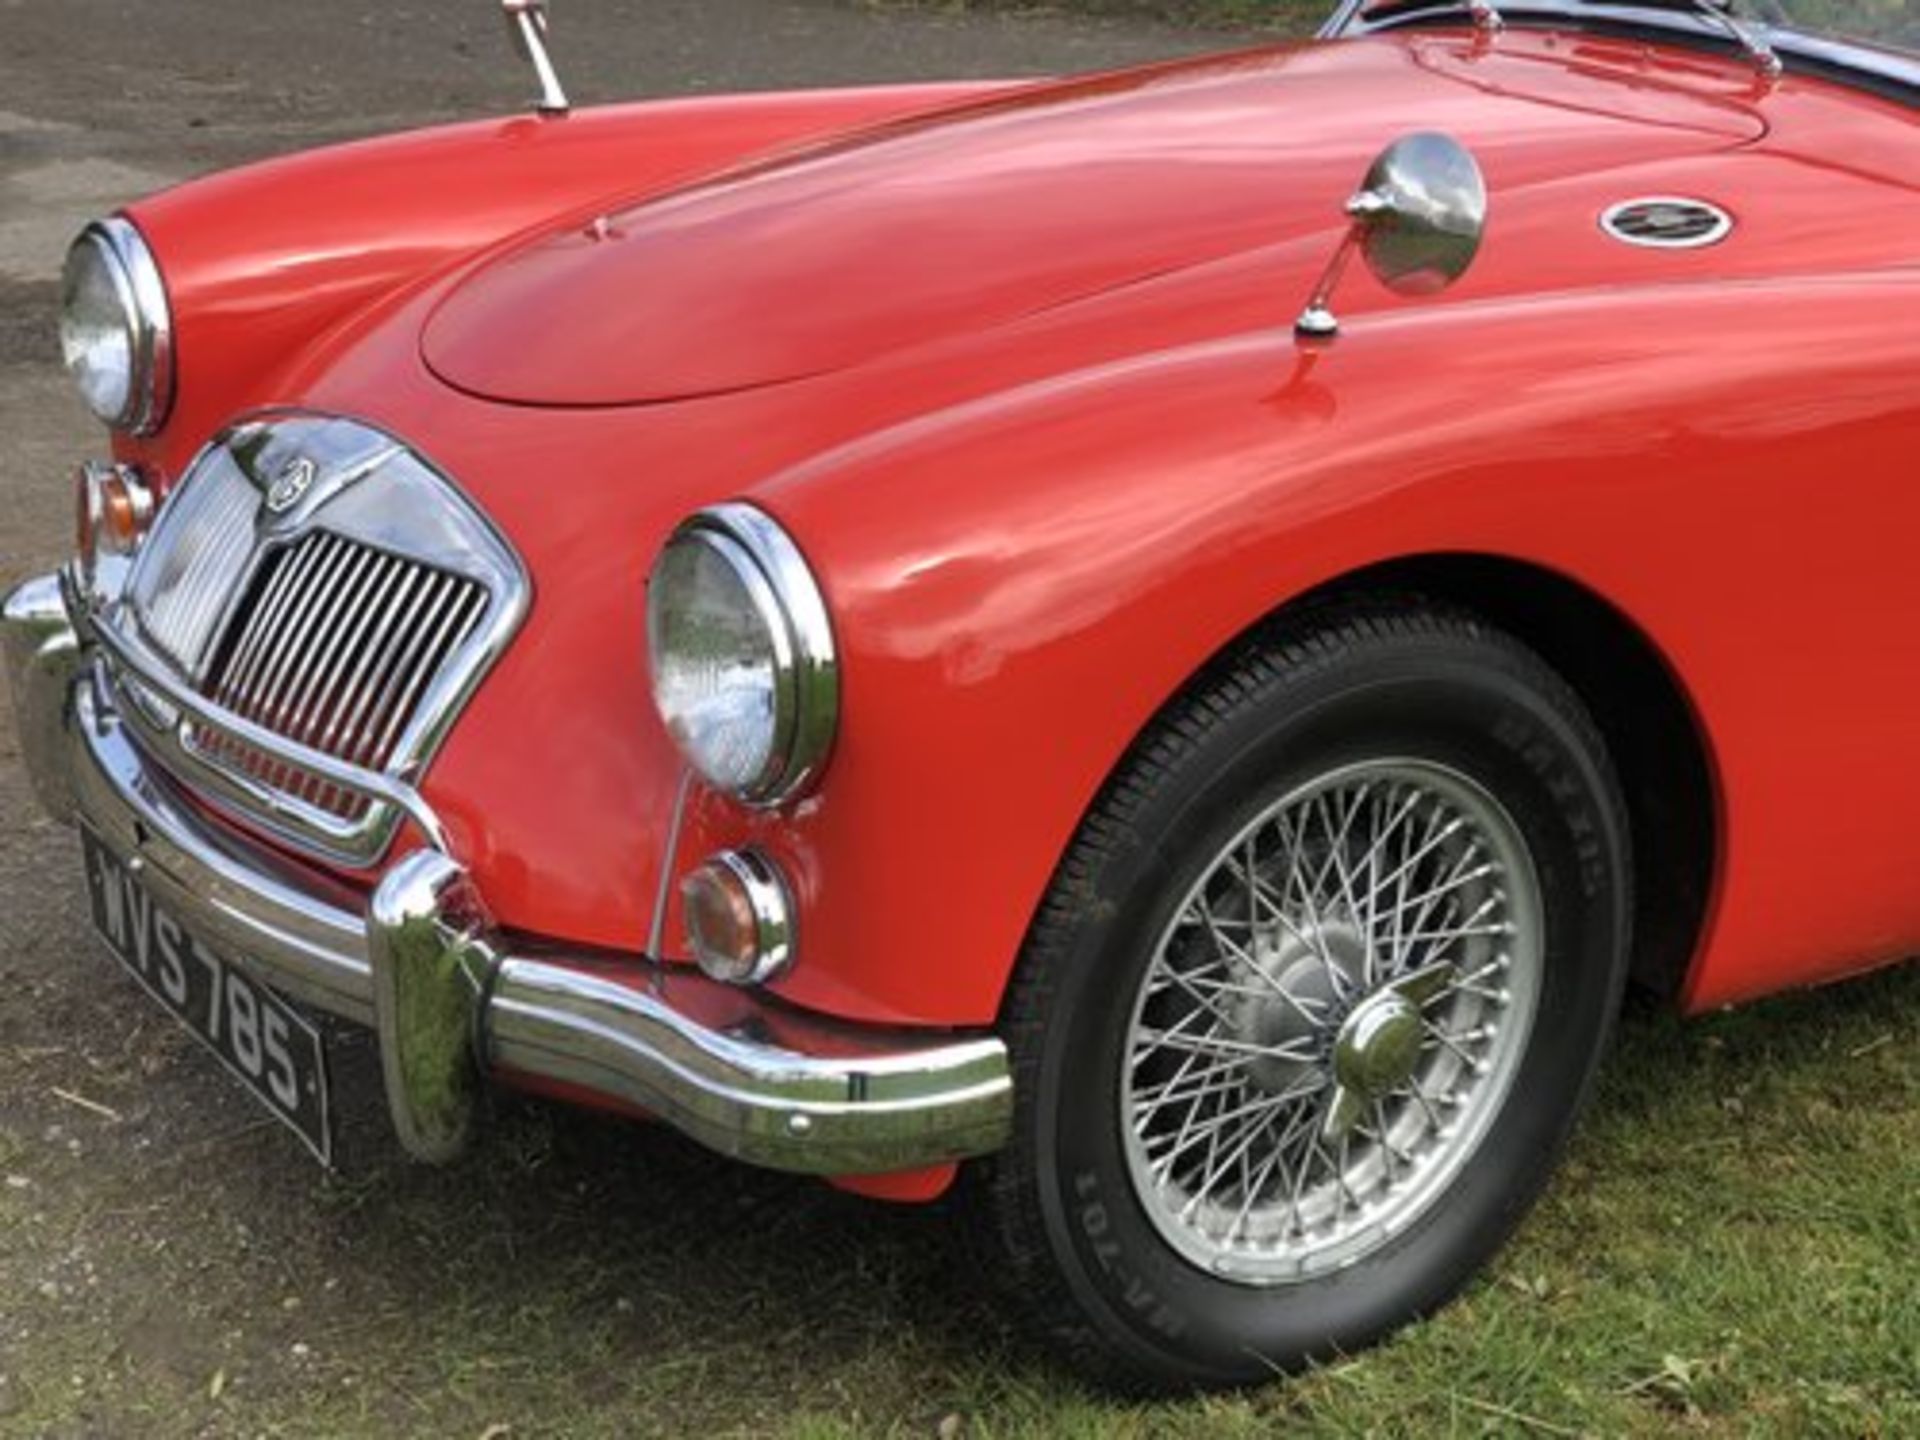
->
[[0, 4, 1254, 1436], [3, 6, 1913, 1439]]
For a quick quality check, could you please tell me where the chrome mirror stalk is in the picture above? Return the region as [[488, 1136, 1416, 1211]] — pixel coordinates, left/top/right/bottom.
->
[[1294, 132, 1488, 342], [502, 0, 570, 116]]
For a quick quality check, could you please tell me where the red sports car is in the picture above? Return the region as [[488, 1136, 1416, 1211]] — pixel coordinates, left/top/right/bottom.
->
[[6, 0, 1915, 1389]]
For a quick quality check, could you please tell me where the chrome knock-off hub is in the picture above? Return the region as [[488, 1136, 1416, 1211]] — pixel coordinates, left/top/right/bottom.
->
[[1334, 990, 1423, 1095], [1321, 959, 1457, 1141]]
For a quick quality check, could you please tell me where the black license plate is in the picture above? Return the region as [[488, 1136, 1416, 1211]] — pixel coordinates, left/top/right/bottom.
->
[[80, 825, 332, 1165]]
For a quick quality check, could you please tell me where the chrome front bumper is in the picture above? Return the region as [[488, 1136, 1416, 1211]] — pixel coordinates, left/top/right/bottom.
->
[[1, 572, 1012, 1174]]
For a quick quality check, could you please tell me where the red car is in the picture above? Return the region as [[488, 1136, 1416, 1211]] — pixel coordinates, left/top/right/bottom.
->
[[5, 0, 1916, 1390]]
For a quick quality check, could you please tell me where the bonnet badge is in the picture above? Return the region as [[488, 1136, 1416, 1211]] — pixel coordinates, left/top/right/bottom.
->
[[265, 456, 319, 515]]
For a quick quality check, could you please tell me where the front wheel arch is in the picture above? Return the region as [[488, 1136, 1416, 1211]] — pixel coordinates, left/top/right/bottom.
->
[[969, 595, 1636, 1389], [1048, 553, 1716, 1011], [1296, 556, 1719, 1004]]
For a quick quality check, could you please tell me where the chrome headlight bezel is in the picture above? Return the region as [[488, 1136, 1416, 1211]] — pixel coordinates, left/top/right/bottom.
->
[[646, 503, 839, 806], [59, 217, 174, 436]]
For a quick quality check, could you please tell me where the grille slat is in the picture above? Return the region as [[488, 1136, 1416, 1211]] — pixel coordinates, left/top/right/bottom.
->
[[284, 546, 386, 747], [360, 574, 473, 766], [130, 457, 259, 674], [225, 536, 331, 719], [330, 565, 432, 767], [367, 585, 483, 765], [299, 552, 398, 750], [214, 550, 297, 710], [198, 532, 487, 821], [170, 514, 251, 674], [332, 568, 451, 760], [254, 535, 356, 734]]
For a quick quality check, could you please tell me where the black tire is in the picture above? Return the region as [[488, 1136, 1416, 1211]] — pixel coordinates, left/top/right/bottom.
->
[[972, 600, 1632, 1392]]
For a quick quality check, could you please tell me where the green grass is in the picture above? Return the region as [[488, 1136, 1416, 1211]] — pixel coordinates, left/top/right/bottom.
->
[[1, 962, 1911, 1438]]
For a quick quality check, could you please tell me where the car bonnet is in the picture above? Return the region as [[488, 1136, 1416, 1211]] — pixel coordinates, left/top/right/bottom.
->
[[420, 27, 1765, 407]]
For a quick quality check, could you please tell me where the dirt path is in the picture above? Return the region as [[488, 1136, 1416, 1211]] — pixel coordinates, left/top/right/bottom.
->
[[0, 5, 1255, 1436]]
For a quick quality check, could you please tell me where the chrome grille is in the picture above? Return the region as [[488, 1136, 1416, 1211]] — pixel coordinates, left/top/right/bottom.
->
[[126, 453, 258, 677], [196, 533, 488, 820], [102, 413, 528, 864]]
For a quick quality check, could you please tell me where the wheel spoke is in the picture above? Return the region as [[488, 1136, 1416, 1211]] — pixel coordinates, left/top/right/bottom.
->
[[1154, 957, 1253, 1032], [1120, 757, 1543, 1286], [1181, 1087, 1310, 1219], [1134, 1028, 1316, 1062], [1380, 851, 1497, 974], [1420, 1019, 1485, 1066], [1394, 1081, 1447, 1133], [1131, 1049, 1244, 1123], [1227, 1112, 1294, 1242], [1189, 892, 1331, 1023]]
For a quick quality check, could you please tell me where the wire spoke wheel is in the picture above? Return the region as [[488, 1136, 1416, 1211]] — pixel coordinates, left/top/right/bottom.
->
[[1120, 757, 1545, 1285], [980, 606, 1630, 1387]]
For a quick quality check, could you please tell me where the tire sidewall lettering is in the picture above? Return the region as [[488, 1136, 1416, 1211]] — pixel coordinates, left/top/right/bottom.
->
[[1024, 626, 1632, 1382]]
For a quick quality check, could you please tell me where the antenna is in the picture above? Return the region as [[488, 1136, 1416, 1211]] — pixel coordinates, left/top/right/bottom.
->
[[502, 0, 570, 116]]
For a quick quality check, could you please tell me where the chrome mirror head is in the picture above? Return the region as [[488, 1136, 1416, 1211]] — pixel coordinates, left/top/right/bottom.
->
[[1351, 133, 1488, 296], [502, 0, 569, 116], [1295, 132, 1487, 339]]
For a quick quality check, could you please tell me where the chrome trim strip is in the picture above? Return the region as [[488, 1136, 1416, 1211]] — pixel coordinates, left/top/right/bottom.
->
[[711, 504, 841, 805], [1328, 3, 1920, 95], [1779, 29, 1920, 96], [6, 590, 1012, 1176], [70, 217, 174, 436]]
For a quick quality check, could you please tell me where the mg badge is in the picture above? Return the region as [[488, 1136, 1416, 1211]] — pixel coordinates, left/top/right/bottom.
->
[[265, 456, 319, 515]]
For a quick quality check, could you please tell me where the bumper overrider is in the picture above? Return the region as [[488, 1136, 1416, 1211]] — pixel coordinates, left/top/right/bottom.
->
[[2, 570, 1012, 1174]]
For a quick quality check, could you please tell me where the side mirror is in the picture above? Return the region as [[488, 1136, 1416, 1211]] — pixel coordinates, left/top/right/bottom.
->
[[503, 0, 570, 116], [1295, 133, 1488, 339]]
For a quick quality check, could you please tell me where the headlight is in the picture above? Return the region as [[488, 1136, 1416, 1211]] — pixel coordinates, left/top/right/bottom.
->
[[59, 218, 173, 434], [647, 504, 838, 805]]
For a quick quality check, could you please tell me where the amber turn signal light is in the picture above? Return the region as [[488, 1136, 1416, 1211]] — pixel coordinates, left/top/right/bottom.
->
[[75, 461, 156, 564], [681, 849, 795, 987]]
